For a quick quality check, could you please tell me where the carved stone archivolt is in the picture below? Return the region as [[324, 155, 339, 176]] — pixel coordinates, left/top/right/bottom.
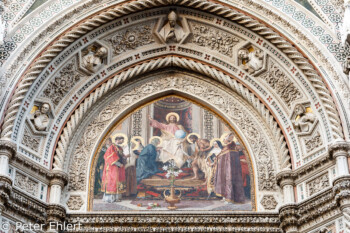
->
[[53, 56, 289, 176], [1, 1, 345, 146], [66, 73, 278, 208]]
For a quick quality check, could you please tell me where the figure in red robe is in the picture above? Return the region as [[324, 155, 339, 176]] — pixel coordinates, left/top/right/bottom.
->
[[101, 137, 126, 203]]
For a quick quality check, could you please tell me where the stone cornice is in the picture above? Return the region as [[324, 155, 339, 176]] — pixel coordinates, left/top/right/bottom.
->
[[276, 152, 332, 186], [0, 184, 47, 223], [66, 212, 281, 232]]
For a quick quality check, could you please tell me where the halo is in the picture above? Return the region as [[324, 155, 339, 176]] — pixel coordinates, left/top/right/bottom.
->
[[111, 133, 128, 147], [186, 133, 200, 143], [210, 138, 222, 147], [165, 112, 180, 122], [149, 136, 163, 146], [131, 136, 145, 150], [220, 132, 237, 146]]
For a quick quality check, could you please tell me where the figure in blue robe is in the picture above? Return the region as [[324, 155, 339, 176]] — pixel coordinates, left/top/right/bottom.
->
[[136, 138, 161, 183]]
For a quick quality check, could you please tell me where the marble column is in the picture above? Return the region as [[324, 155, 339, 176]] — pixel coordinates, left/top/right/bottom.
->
[[0, 140, 16, 177], [47, 170, 68, 233], [277, 170, 297, 233], [0, 140, 16, 216], [330, 142, 350, 233]]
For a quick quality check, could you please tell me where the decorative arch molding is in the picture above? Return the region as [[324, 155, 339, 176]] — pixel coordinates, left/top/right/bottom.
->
[[0, 0, 346, 145], [5, 6, 343, 173], [64, 71, 281, 212], [52, 55, 291, 174]]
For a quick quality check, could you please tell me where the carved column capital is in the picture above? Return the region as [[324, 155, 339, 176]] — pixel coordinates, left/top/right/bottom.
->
[[333, 175, 350, 209], [329, 141, 350, 159], [279, 204, 299, 233], [49, 170, 68, 188], [0, 139, 16, 159], [0, 175, 12, 214], [46, 203, 67, 232], [276, 170, 295, 187]]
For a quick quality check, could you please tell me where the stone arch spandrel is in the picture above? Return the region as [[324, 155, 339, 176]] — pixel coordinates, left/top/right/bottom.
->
[[64, 72, 281, 212]]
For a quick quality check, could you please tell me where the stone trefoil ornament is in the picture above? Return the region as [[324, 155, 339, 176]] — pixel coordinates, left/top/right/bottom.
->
[[31, 103, 50, 131], [154, 11, 191, 44]]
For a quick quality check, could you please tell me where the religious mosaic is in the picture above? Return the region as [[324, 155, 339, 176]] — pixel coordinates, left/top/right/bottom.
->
[[91, 96, 252, 211]]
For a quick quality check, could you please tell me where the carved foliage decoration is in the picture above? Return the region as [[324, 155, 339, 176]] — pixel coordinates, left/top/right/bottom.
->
[[105, 22, 155, 56], [260, 195, 278, 210], [22, 127, 40, 152], [189, 21, 240, 57], [14, 172, 39, 197], [304, 132, 323, 153], [66, 195, 84, 211], [68, 74, 277, 193], [42, 59, 82, 106], [307, 173, 329, 196], [260, 61, 302, 106]]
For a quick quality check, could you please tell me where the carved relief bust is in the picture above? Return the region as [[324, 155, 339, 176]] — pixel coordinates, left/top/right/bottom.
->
[[32, 103, 50, 131], [238, 48, 264, 75], [82, 46, 108, 73], [292, 104, 316, 133], [154, 11, 191, 44]]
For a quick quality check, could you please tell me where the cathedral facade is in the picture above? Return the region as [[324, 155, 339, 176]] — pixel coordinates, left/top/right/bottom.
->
[[0, 0, 349, 232]]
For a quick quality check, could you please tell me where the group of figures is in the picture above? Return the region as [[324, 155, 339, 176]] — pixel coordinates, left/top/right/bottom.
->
[[95, 111, 251, 205]]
